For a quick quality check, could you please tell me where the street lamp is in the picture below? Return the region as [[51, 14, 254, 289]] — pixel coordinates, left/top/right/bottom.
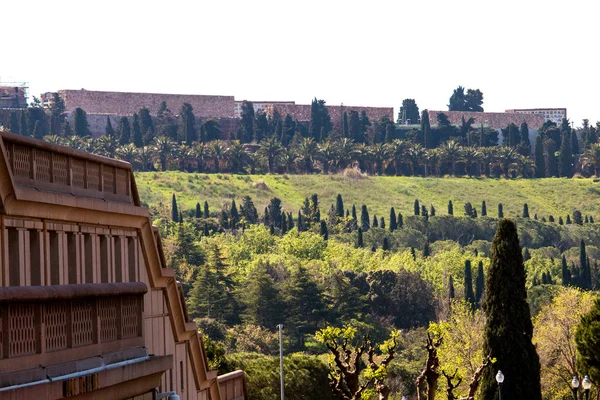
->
[[572, 376, 580, 400], [583, 375, 592, 400], [496, 370, 504, 400], [277, 324, 285, 400]]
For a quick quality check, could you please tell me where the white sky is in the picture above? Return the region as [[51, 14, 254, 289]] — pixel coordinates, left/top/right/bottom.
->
[[2, 0, 599, 127]]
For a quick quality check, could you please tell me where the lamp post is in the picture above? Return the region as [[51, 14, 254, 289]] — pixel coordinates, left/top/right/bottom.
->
[[582, 375, 592, 400], [277, 324, 285, 400], [496, 370, 504, 400], [572, 376, 580, 400]]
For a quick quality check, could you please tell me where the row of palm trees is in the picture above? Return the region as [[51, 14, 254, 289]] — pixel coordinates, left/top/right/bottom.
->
[[42, 134, 600, 178]]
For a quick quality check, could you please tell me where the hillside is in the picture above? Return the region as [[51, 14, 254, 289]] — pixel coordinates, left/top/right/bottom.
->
[[135, 172, 600, 219]]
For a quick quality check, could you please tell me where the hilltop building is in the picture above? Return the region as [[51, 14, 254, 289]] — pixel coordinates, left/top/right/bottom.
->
[[426, 110, 545, 130], [0, 131, 246, 399], [0, 84, 28, 109], [505, 108, 567, 125]]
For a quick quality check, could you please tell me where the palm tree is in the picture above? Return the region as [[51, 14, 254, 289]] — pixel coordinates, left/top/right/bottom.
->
[[370, 143, 391, 176], [193, 142, 209, 172], [460, 147, 481, 177], [480, 147, 496, 177], [355, 143, 372, 174], [424, 148, 442, 177], [209, 140, 227, 173], [136, 146, 156, 171], [389, 139, 408, 176], [227, 140, 250, 173], [257, 136, 283, 173], [511, 155, 536, 178], [295, 137, 318, 173], [116, 143, 139, 168], [97, 135, 119, 158], [440, 139, 462, 176], [43, 135, 64, 145], [153, 136, 175, 171], [581, 143, 600, 177], [64, 135, 87, 151], [317, 140, 337, 174], [496, 147, 518, 178], [405, 144, 425, 176], [334, 138, 357, 170], [280, 148, 297, 174], [178, 144, 195, 172]]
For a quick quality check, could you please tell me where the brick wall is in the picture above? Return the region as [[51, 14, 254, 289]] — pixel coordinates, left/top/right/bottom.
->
[[426, 110, 545, 129], [266, 103, 394, 127], [59, 90, 236, 118]]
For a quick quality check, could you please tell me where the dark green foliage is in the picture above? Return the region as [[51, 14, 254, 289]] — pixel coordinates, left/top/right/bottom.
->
[[118, 116, 131, 145], [204, 201, 210, 218], [138, 107, 154, 143], [480, 220, 541, 400], [548, 215, 555, 222], [238, 101, 255, 143], [498, 203, 504, 218], [360, 205, 370, 231], [309, 98, 332, 141], [523, 203, 530, 218], [523, 247, 531, 261], [475, 261, 484, 307], [372, 215, 378, 228], [421, 110, 432, 148], [420, 206, 428, 221], [348, 110, 362, 143], [575, 298, 600, 384], [397, 213, 403, 228], [429, 204, 435, 217], [573, 210, 583, 225], [534, 134, 545, 177], [254, 112, 269, 143], [19, 110, 29, 136], [195, 203, 202, 218], [481, 201, 487, 217], [410, 247, 416, 260], [132, 113, 143, 147], [448, 86, 484, 112], [179, 103, 197, 144], [566, 215, 572, 224], [172, 193, 179, 222], [559, 216, 564, 225], [398, 98, 420, 125], [9, 112, 19, 134], [32, 121, 42, 140], [464, 260, 475, 309], [559, 131, 574, 177], [342, 112, 349, 138], [389, 207, 397, 232], [414, 199, 420, 216], [281, 215, 287, 234], [267, 198, 283, 229], [62, 120, 72, 136], [105, 116, 115, 138], [320, 220, 328, 240], [335, 194, 344, 218], [379, 216, 385, 229], [448, 200, 453, 215], [449, 275, 455, 299], [580, 240, 591, 290], [241, 263, 284, 328], [297, 211, 304, 232], [230, 200, 239, 229], [585, 215, 589, 224], [240, 196, 258, 224], [357, 228, 364, 248], [423, 241, 430, 257], [571, 130, 580, 155], [203, 223, 210, 236], [382, 237, 390, 251], [73, 107, 89, 137], [464, 202, 475, 218], [519, 122, 531, 147], [545, 138, 559, 177]]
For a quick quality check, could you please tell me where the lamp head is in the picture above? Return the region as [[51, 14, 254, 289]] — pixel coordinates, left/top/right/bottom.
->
[[495, 370, 504, 384], [582, 375, 592, 390], [572, 376, 580, 389]]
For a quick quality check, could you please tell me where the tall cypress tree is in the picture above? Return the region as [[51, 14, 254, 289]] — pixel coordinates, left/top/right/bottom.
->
[[498, 203, 504, 218], [297, 210, 304, 232], [481, 201, 487, 217], [534, 134, 546, 178], [561, 255, 571, 286], [475, 260, 485, 307], [480, 220, 541, 400], [320, 220, 328, 240], [389, 207, 397, 232], [118, 116, 131, 145], [351, 205, 358, 230], [464, 260, 475, 310], [448, 275, 455, 300], [372, 215, 378, 228], [171, 194, 179, 222], [357, 227, 364, 248], [19, 110, 29, 136], [335, 194, 344, 218], [105, 116, 115, 138], [9, 112, 19, 134], [195, 202, 202, 218], [523, 203, 530, 218], [132, 113, 143, 147], [204, 201, 210, 218], [448, 200, 454, 215], [580, 240, 591, 290], [558, 131, 574, 177], [179, 103, 197, 144], [342, 112, 349, 138], [360, 205, 370, 231], [414, 199, 420, 216], [230, 199, 239, 228], [421, 110, 432, 148], [571, 130, 580, 155], [397, 213, 403, 228]]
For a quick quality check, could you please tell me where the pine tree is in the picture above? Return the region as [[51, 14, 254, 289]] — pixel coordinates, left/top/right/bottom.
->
[[475, 260, 485, 307], [523, 203, 530, 218], [360, 205, 370, 231], [480, 220, 542, 400], [389, 207, 397, 232], [580, 240, 591, 290], [481, 201, 487, 217], [414, 199, 420, 216], [448, 200, 454, 215], [132, 113, 143, 147], [240, 196, 259, 224], [320, 220, 328, 240], [335, 194, 344, 218], [534, 134, 546, 177], [448, 275, 455, 300], [561, 256, 570, 286], [241, 262, 284, 327], [171, 194, 179, 222], [397, 213, 403, 228], [230, 199, 239, 229], [357, 228, 364, 248], [195, 202, 202, 218], [464, 260, 475, 310], [498, 203, 504, 218], [204, 201, 210, 218]]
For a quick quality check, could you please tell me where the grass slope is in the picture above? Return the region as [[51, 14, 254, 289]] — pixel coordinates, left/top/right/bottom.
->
[[135, 172, 600, 219]]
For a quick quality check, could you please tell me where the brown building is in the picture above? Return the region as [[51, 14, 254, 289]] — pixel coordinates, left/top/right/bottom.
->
[[0, 85, 28, 109], [0, 131, 246, 399], [505, 108, 567, 125], [426, 110, 546, 130]]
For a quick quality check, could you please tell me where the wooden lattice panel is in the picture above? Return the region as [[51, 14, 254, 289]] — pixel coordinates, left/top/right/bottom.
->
[[53, 153, 69, 186], [35, 150, 52, 182], [103, 166, 115, 195], [87, 162, 100, 191], [12, 144, 31, 179], [72, 300, 94, 347], [71, 158, 85, 188], [5, 145, 11, 170], [0, 314, 3, 359], [116, 168, 128, 196], [9, 304, 37, 357], [98, 298, 118, 342], [44, 302, 68, 352], [121, 296, 141, 338]]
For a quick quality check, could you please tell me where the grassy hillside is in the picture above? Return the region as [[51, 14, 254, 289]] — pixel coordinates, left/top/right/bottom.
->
[[135, 172, 600, 219]]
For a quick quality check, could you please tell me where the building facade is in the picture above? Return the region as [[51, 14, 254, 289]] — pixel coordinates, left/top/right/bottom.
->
[[505, 108, 567, 125], [0, 85, 28, 109], [0, 131, 246, 399], [426, 110, 546, 130]]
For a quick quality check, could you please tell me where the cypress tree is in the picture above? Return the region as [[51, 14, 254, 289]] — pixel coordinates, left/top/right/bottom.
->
[[105, 116, 115, 138], [448, 200, 454, 215], [320, 220, 328, 240], [421, 205, 428, 220], [397, 213, 403, 228], [9, 112, 19, 134], [580, 240, 591, 290], [566, 215, 572, 224], [204, 201, 210, 218], [171, 194, 179, 222], [590, 216, 595, 223], [179, 211, 183, 224], [541, 217, 547, 222], [281, 214, 287, 235], [559, 130, 574, 177], [573, 210, 583, 225], [534, 134, 546, 177], [481, 201, 487, 217], [464, 260, 475, 309], [360, 205, 370, 231], [287, 213, 293, 230], [389, 207, 397, 232], [475, 260, 485, 307], [335, 194, 344, 218], [585, 215, 589, 224], [270, 224, 275, 235], [195, 202, 202, 218], [342, 112, 349, 138], [449, 275, 455, 300], [534, 214, 538, 220], [559, 216, 564, 225], [561, 256, 570, 286], [297, 210, 304, 231], [372, 215, 378, 228], [357, 228, 364, 248], [571, 130, 580, 155], [430, 204, 436, 217], [382, 237, 390, 251], [118, 116, 131, 145], [421, 109, 432, 148], [519, 122, 531, 148], [351, 205, 358, 225], [230, 199, 239, 228], [132, 113, 143, 147], [263, 207, 270, 226], [414, 199, 420, 216], [203, 223, 209, 236], [549, 215, 555, 222], [541, 272, 548, 285], [371, 245, 377, 252], [423, 241, 431, 257], [498, 203, 504, 218], [480, 220, 541, 400], [20, 110, 29, 136], [523, 203, 530, 218], [379, 216, 385, 229]]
